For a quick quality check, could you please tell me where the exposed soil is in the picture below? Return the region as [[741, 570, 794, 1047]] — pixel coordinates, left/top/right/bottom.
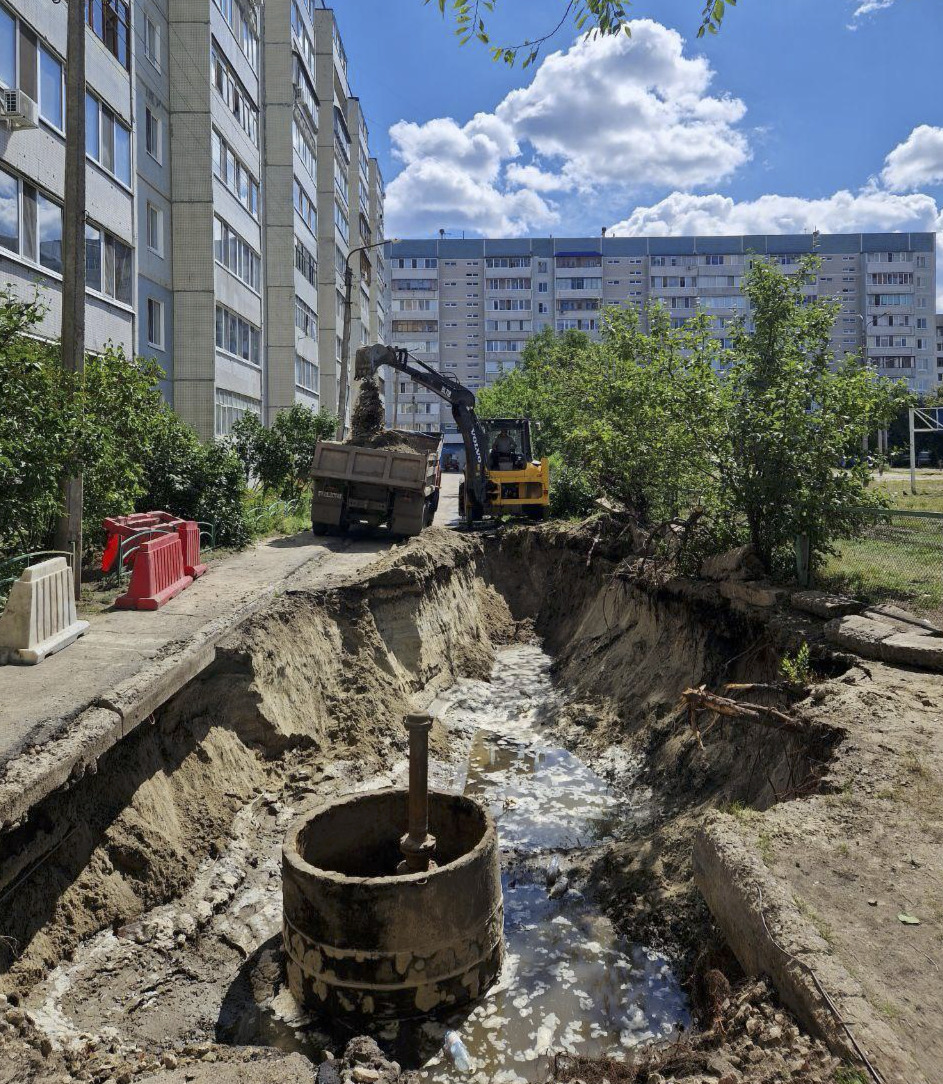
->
[[0, 516, 938, 1083], [344, 429, 441, 455]]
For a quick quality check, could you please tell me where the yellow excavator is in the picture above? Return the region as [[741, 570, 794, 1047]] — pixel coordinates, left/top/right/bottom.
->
[[355, 345, 550, 525]]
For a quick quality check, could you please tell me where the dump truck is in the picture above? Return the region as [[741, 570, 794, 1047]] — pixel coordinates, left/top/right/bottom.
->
[[309, 432, 443, 537]]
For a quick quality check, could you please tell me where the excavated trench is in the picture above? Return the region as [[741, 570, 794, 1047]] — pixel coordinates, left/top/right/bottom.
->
[[0, 525, 846, 1083]]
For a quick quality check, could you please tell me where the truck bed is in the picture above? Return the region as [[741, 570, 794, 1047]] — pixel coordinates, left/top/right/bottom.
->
[[311, 441, 437, 492]]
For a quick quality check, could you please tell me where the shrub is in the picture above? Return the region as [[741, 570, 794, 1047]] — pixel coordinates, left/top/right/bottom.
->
[[231, 404, 337, 500]]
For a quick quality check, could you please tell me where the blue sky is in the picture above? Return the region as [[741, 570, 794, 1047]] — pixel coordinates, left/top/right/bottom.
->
[[337, 0, 942, 296]]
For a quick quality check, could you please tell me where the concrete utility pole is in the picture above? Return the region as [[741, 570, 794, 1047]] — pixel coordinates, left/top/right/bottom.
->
[[53, 0, 87, 600], [336, 237, 395, 441]]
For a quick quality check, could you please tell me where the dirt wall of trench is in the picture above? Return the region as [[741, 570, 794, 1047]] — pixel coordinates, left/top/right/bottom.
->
[[0, 531, 511, 994]]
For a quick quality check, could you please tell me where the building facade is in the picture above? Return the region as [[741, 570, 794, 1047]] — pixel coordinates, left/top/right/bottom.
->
[[0, 0, 136, 356], [0, 0, 385, 441], [386, 233, 939, 434]]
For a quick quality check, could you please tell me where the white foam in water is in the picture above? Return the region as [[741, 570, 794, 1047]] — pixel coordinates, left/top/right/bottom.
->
[[411, 645, 689, 1082]]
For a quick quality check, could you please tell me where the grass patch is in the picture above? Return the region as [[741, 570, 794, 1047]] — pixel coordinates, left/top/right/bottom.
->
[[834, 1069, 869, 1084]]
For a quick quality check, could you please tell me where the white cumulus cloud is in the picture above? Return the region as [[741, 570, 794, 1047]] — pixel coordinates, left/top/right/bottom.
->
[[882, 125, 943, 192], [385, 20, 750, 237]]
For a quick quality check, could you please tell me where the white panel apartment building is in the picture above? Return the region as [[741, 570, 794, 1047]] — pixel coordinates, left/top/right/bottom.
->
[[386, 233, 938, 436], [0, 0, 385, 441]]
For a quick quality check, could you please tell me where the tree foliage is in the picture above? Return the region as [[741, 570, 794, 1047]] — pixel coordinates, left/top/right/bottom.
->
[[0, 288, 252, 556], [714, 256, 910, 574], [231, 403, 337, 500], [424, 0, 736, 66], [477, 258, 910, 575]]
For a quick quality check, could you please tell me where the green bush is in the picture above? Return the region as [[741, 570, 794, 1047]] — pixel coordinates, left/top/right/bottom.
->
[[548, 455, 596, 518], [231, 403, 337, 500]]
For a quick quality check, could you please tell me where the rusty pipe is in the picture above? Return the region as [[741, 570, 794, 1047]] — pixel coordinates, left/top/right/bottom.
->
[[400, 711, 436, 873]]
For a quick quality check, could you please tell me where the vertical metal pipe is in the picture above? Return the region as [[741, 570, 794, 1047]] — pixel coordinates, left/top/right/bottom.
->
[[401, 711, 436, 873]]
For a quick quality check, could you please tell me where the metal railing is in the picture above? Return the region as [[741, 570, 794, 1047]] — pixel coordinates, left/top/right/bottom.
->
[[805, 508, 943, 617], [0, 549, 75, 605]]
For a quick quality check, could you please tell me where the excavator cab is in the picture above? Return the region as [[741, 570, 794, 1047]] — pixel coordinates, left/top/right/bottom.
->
[[479, 418, 549, 520]]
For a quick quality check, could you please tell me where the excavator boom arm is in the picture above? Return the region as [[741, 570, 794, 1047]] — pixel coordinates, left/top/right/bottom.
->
[[355, 344, 490, 514]]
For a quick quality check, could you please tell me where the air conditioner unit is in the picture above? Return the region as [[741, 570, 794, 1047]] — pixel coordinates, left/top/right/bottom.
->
[[1, 89, 39, 130]]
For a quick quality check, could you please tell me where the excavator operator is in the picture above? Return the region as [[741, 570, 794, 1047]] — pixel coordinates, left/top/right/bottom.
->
[[490, 429, 516, 468]]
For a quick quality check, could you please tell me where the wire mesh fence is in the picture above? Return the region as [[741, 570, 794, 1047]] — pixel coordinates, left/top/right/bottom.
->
[[814, 509, 943, 620]]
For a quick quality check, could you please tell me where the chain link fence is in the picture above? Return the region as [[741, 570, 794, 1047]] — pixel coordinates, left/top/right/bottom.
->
[[811, 509, 943, 620]]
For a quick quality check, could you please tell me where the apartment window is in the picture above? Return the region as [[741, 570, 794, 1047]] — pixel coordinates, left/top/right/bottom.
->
[[143, 13, 160, 67], [485, 256, 531, 269], [38, 45, 63, 129], [212, 129, 260, 217], [295, 239, 317, 285], [215, 389, 260, 437], [0, 166, 17, 253], [213, 216, 261, 292], [146, 298, 164, 349], [36, 191, 62, 274], [334, 199, 349, 244], [0, 4, 14, 89], [293, 121, 317, 178], [85, 93, 131, 186], [293, 177, 317, 234], [295, 355, 319, 393], [145, 107, 162, 163], [214, 0, 258, 69], [143, 202, 163, 256], [295, 296, 317, 338], [211, 43, 258, 144], [215, 303, 261, 365]]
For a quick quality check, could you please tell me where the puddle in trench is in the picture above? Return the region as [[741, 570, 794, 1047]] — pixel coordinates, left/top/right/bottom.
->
[[26, 645, 688, 1082], [283, 646, 688, 1081]]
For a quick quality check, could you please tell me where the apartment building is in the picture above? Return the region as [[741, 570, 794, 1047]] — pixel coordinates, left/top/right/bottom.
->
[[0, 0, 136, 356], [386, 233, 938, 435], [0, 0, 385, 441]]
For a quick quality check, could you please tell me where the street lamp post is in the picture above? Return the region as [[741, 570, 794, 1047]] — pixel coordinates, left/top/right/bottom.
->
[[336, 237, 397, 440]]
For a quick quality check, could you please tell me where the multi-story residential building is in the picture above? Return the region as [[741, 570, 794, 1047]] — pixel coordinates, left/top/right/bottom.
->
[[386, 233, 938, 435], [0, 0, 136, 357], [936, 314, 943, 386], [0, 0, 384, 440], [261, 0, 322, 422]]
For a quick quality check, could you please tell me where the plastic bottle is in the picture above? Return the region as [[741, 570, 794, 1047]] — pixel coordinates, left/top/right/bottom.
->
[[443, 1030, 472, 1072], [545, 854, 561, 887]]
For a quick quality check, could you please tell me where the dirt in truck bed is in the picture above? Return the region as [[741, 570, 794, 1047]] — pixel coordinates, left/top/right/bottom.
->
[[343, 428, 442, 455]]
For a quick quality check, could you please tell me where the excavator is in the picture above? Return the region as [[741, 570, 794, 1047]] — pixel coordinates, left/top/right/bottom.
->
[[355, 344, 550, 526]]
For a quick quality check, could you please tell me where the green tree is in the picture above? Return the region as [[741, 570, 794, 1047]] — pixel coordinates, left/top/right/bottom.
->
[[425, 0, 735, 66], [478, 306, 725, 525], [715, 256, 911, 574], [231, 404, 337, 500]]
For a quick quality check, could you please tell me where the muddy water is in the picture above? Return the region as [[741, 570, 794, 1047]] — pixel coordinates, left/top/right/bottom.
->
[[25, 646, 687, 1081]]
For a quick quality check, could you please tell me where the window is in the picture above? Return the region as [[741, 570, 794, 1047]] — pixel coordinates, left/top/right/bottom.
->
[[107, 234, 133, 304], [211, 43, 258, 144], [86, 94, 133, 186], [215, 389, 260, 437], [85, 223, 102, 290], [485, 257, 531, 269], [146, 202, 163, 255], [295, 239, 317, 285], [39, 45, 63, 129], [145, 108, 162, 163], [213, 216, 261, 292], [293, 121, 316, 178], [146, 298, 164, 348], [143, 14, 160, 68], [212, 128, 260, 217], [0, 166, 17, 254], [215, 304, 261, 364], [0, 4, 14, 89], [334, 198, 349, 244], [293, 177, 317, 234], [213, 0, 258, 70], [295, 355, 319, 393], [86, 0, 130, 67], [36, 191, 62, 273], [295, 297, 317, 338]]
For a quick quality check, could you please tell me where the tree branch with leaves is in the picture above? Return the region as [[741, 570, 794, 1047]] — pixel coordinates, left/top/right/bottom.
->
[[424, 0, 736, 66]]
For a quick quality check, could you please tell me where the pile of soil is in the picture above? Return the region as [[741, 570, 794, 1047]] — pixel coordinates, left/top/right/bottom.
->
[[350, 377, 385, 441], [345, 428, 440, 456]]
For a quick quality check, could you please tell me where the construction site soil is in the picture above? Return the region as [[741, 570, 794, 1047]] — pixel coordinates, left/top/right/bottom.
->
[[0, 519, 939, 1084]]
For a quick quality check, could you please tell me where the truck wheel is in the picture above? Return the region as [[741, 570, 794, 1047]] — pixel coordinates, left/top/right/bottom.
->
[[311, 520, 333, 536], [458, 482, 465, 517], [525, 505, 549, 520]]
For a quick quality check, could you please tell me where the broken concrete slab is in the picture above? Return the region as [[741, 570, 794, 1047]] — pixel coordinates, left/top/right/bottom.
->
[[701, 544, 765, 582], [719, 580, 787, 608], [826, 615, 943, 670], [694, 816, 920, 1084], [790, 590, 864, 621]]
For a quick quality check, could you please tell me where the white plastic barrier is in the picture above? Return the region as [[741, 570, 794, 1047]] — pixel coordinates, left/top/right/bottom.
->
[[0, 557, 89, 665]]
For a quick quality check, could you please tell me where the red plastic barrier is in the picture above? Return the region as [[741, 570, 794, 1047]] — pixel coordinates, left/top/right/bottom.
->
[[177, 521, 207, 578], [115, 533, 193, 611]]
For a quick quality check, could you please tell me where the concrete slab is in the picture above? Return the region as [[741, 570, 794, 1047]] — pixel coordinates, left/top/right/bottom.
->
[[826, 614, 943, 670]]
